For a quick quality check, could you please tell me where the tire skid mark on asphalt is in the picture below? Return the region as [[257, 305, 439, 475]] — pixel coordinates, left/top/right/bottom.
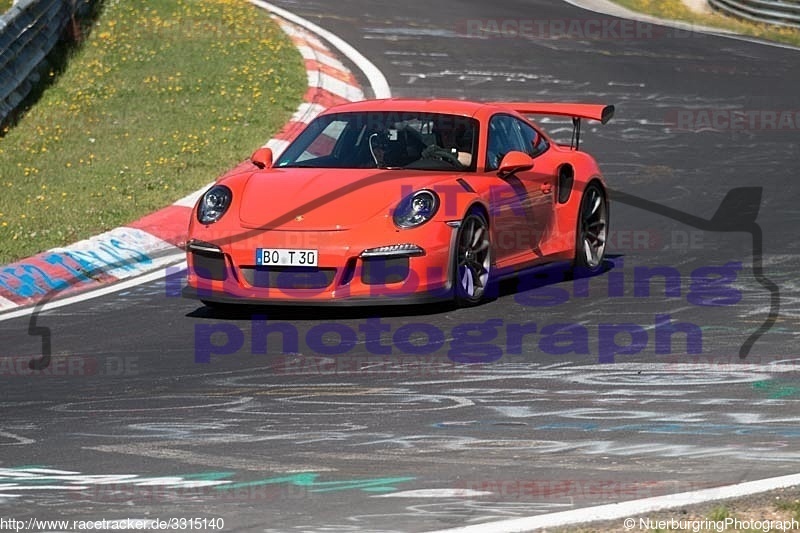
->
[[0, 430, 36, 446], [50, 395, 253, 413], [84, 444, 336, 474], [54, 361, 800, 461]]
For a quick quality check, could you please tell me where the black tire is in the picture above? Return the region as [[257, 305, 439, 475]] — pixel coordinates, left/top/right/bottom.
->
[[573, 182, 608, 274], [453, 211, 492, 306]]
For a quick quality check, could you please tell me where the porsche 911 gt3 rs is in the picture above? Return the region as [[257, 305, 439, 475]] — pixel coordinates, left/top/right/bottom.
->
[[182, 98, 613, 307]]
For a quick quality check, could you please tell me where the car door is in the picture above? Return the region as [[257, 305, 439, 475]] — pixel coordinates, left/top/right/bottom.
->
[[484, 114, 538, 266], [514, 118, 557, 256]]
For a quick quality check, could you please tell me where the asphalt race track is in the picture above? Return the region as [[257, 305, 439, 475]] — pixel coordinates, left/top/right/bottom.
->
[[2, 0, 800, 531]]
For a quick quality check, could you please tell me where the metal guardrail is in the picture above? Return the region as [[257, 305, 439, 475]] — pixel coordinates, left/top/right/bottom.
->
[[708, 0, 800, 28], [0, 0, 91, 127]]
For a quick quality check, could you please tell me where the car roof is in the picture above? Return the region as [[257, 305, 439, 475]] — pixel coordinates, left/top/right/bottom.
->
[[319, 98, 496, 117]]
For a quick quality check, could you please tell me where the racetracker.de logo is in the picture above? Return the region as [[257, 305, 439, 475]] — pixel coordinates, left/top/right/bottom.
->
[[667, 109, 800, 132], [456, 18, 700, 40]]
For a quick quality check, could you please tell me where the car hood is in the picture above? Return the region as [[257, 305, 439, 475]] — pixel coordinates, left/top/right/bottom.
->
[[237, 168, 460, 230]]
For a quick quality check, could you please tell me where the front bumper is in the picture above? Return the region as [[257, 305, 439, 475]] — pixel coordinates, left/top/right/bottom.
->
[[184, 222, 457, 306]]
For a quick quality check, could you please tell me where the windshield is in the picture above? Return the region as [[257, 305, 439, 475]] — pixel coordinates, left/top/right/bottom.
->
[[275, 111, 479, 171]]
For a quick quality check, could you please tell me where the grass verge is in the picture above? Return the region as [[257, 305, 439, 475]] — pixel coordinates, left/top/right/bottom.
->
[[0, 0, 305, 264], [610, 0, 800, 47]]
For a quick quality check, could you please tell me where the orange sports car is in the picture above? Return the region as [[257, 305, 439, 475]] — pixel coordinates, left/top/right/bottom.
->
[[182, 98, 613, 307]]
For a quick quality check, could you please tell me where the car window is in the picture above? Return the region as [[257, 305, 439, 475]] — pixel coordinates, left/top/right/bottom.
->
[[486, 115, 527, 171], [517, 119, 549, 158], [275, 112, 479, 171]]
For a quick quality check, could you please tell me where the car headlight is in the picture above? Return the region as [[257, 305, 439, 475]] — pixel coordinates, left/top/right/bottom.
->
[[393, 189, 439, 229], [197, 185, 232, 224]]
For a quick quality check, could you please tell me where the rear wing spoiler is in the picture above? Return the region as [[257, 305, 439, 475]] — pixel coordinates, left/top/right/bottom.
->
[[491, 102, 615, 150], [492, 103, 615, 124]]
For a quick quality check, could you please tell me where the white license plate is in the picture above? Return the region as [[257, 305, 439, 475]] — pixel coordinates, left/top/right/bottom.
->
[[256, 248, 318, 267]]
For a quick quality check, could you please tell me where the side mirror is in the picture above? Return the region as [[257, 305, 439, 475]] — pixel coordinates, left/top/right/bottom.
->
[[497, 150, 534, 178], [251, 147, 273, 169]]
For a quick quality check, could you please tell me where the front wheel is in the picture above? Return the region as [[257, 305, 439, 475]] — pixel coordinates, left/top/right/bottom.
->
[[453, 211, 492, 306], [573, 182, 608, 273]]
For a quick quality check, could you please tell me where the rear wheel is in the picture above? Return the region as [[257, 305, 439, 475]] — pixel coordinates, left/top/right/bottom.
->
[[574, 182, 608, 273], [453, 211, 491, 306]]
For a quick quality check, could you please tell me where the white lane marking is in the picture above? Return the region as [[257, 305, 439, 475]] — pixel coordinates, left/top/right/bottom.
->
[[250, 0, 392, 98], [0, 257, 185, 322], [427, 471, 800, 532]]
